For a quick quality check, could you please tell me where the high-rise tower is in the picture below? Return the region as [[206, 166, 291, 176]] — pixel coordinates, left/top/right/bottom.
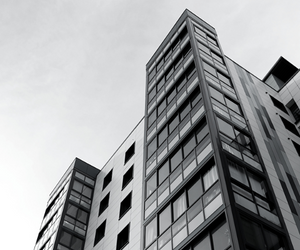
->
[[34, 9, 300, 250]]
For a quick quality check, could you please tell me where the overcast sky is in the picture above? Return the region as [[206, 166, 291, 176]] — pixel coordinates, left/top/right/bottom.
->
[[1, 1, 300, 249]]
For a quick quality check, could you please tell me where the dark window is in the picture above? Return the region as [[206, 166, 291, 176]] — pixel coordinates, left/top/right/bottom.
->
[[280, 116, 300, 136], [94, 220, 106, 246], [59, 231, 83, 250], [119, 192, 132, 218], [288, 99, 300, 123], [148, 87, 156, 102], [217, 72, 232, 86], [270, 95, 288, 114], [156, 58, 164, 71], [211, 51, 224, 64], [124, 143, 135, 164], [158, 126, 168, 146], [147, 138, 157, 158], [103, 170, 113, 190], [148, 110, 156, 127], [207, 35, 218, 46], [99, 193, 110, 216], [116, 224, 130, 250], [122, 166, 133, 189], [292, 140, 300, 156]]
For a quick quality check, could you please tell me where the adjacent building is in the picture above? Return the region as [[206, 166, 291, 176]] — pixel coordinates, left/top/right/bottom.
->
[[34, 9, 300, 250]]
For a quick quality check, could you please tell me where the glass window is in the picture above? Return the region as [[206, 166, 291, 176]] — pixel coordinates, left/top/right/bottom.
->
[[165, 47, 172, 60], [157, 58, 164, 71], [148, 138, 157, 158], [158, 99, 166, 115], [157, 77, 165, 91], [169, 115, 179, 132], [159, 205, 171, 234], [198, 41, 210, 54], [167, 88, 176, 104], [217, 72, 231, 86], [67, 204, 78, 218], [173, 193, 187, 221], [146, 218, 157, 247], [177, 76, 187, 91], [188, 179, 203, 206], [158, 126, 168, 146], [148, 111, 157, 127], [241, 217, 265, 250], [158, 161, 169, 185], [146, 173, 157, 198], [194, 235, 211, 250], [180, 102, 191, 120], [82, 186, 92, 198], [170, 149, 183, 171], [228, 161, 249, 186], [73, 181, 83, 193], [209, 86, 225, 104], [217, 117, 235, 139], [203, 61, 217, 76], [248, 173, 267, 197], [211, 51, 224, 64], [166, 67, 174, 80], [207, 35, 218, 46], [225, 97, 241, 114], [149, 87, 156, 102], [183, 136, 196, 158], [174, 55, 183, 69], [203, 165, 218, 190], [149, 68, 156, 81], [212, 222, 231, 250]]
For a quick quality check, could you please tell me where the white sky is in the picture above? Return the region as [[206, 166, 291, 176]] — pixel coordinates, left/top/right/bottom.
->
[[1, 1, 300, 249]]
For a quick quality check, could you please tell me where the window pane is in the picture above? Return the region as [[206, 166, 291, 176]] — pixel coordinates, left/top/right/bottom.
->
[[225, 97, 241, 114], [194, 235, 211, 250], [170, 149, 183, 172], [148, 138, 157, 158], [203, 165, 218, 190], [188, 179, 203, 206], [73, 181, 83, 193], [198, 41, 210, 54], [217, 72, 231, 86], [241, 217, 265, 249], [212, 222, 231, 250], [148, 111, 157, 127], [77, 209, 88, 224], [67, 204, 78, 218], [217, 117, 235, 139], [146, 174, 157, 198], [158, 161, 169, 185], [173, 193, 187, 221], [146, 218, 157, 247], [159, 205, 171, 234], [203, 61, 217, 76], [158, 100, 166, 115], [180, 102, 191, 120], [169, 115, 179, 132], [149, 87, 156, 102], [183, 136, 196, 158], [157, 77, 165, 91], [228, 161, 249, 186], [248, 173, 267, 197], [209, 86, 225, 104], [82, 186, 92, 198], [167, 88, 176, 104], [158, 127, 168, 146]]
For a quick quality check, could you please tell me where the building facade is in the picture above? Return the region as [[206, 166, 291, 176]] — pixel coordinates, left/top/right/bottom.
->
[[34, 9, 300, 250]]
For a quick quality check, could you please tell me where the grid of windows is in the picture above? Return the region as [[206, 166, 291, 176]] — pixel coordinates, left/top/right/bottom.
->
[[209, 86, 247, 129], [148, 26, 188, 83], [241, 216, 286, 250], [69, 180, 93, 209], [146, 87, 205, 176], [228, 159, 280, 226], [145, 120, 213, 218], [145, 160, 223, 249], [63, 204, 89, 236], [217, 117, 262, 172]]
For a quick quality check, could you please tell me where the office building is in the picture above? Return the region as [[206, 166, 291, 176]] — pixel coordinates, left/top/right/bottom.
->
[[34, 9, 300, 250]]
